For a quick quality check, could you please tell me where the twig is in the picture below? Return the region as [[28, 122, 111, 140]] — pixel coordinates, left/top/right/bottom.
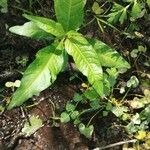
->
[[93, 139, 137, 150]]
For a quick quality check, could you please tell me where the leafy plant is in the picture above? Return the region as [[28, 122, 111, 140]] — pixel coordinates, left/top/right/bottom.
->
[[59, 90, 100, 138], [102, 99, 129, 119], [107, 3, 128, 25], [92, 0, 149, 36], [107, 0, 145, 25], [116, 89, 150, 138], [8, 0, 130, 109]]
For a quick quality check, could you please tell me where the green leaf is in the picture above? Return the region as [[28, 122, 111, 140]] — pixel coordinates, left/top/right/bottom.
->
[[92, 2, 104, 15], [126, 122, 139, 133], [60, 112, 70, 123], [111, 106, 128, 117], [103, 74, 111, 96], [79, 123, 94, 138], [9, 22, 52, 40], [103, 111, 109, 116], [127, 76, 139, 88], [7, 42, 65, 109], [106, 68, 118, 87], [132, 113, 141, 124], [65, 32, 104, 96], [71, 111, 79, 120], [119, 8, 127, 24], [107, 3, 124, 24], [130, 49, 138, 58], [90, 99, 100, 110], [23, 14, 65, 37], [54, 0, 86, 31], [140, 105, 150, 122], [66, 102, 76, 112], [107, 11, 122, 24], [84, 88, 99, 100], [22, 115, 43, 136], [138, 45, 147, 52], [73, 93, 83, 102], [88, 39, 130, 69], [106, 102, 113, 111], [112, 3, 124, 11], [131, 0, 142, 18]]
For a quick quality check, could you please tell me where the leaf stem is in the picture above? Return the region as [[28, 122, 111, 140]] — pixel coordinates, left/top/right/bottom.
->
[[121, 87, 131, 102], [87, 108, 102, 127], [94, 139, 137, 150]]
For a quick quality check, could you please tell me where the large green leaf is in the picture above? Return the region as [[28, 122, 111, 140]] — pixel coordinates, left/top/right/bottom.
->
[[23, 14, 65, 37], [9, 22, 52, 40], [88, 39, 130, 69], [7, 42, 65, 109], [65, 31, 104, 96], [54, 0, 86, 31]]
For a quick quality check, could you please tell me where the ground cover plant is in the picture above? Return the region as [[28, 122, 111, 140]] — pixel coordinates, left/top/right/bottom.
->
[[0, 0, 149, 149]]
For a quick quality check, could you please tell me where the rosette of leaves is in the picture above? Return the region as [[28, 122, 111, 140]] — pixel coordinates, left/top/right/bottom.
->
[[8, 0, 130, 109]]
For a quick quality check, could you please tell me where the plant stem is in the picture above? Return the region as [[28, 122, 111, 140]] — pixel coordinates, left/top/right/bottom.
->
[[93, 139, 137, 150], [95, 17, 121, 33], [87, 108, 102, 127], [121, 87, 131, 102]]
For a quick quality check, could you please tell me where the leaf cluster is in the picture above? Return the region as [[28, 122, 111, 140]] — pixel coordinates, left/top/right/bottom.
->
[[107, 0, 147, 25], [8, 0, 130, 110]]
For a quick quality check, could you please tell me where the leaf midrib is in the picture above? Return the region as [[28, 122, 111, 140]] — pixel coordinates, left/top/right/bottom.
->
[[68, 38, 101, 80], [66, 0, 72, 31]]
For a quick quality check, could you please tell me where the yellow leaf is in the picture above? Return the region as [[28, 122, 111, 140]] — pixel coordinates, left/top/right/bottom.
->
[[5, 82, 14, 87], [135, 131, 146, 140], [144, 139, 150, 149], [14, 80, 21, 87], [81, 83, 89, 88]]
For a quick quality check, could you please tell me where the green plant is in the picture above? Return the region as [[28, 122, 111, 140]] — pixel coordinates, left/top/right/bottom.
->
[[59, 90, 101, 138], [104, 89, 150, 140], [107, 0, 148, 24], [103, 101, 129, 118], [126, 89, 150, 134], [92, 0, 149, 35], [8, 0, 130, 109]]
